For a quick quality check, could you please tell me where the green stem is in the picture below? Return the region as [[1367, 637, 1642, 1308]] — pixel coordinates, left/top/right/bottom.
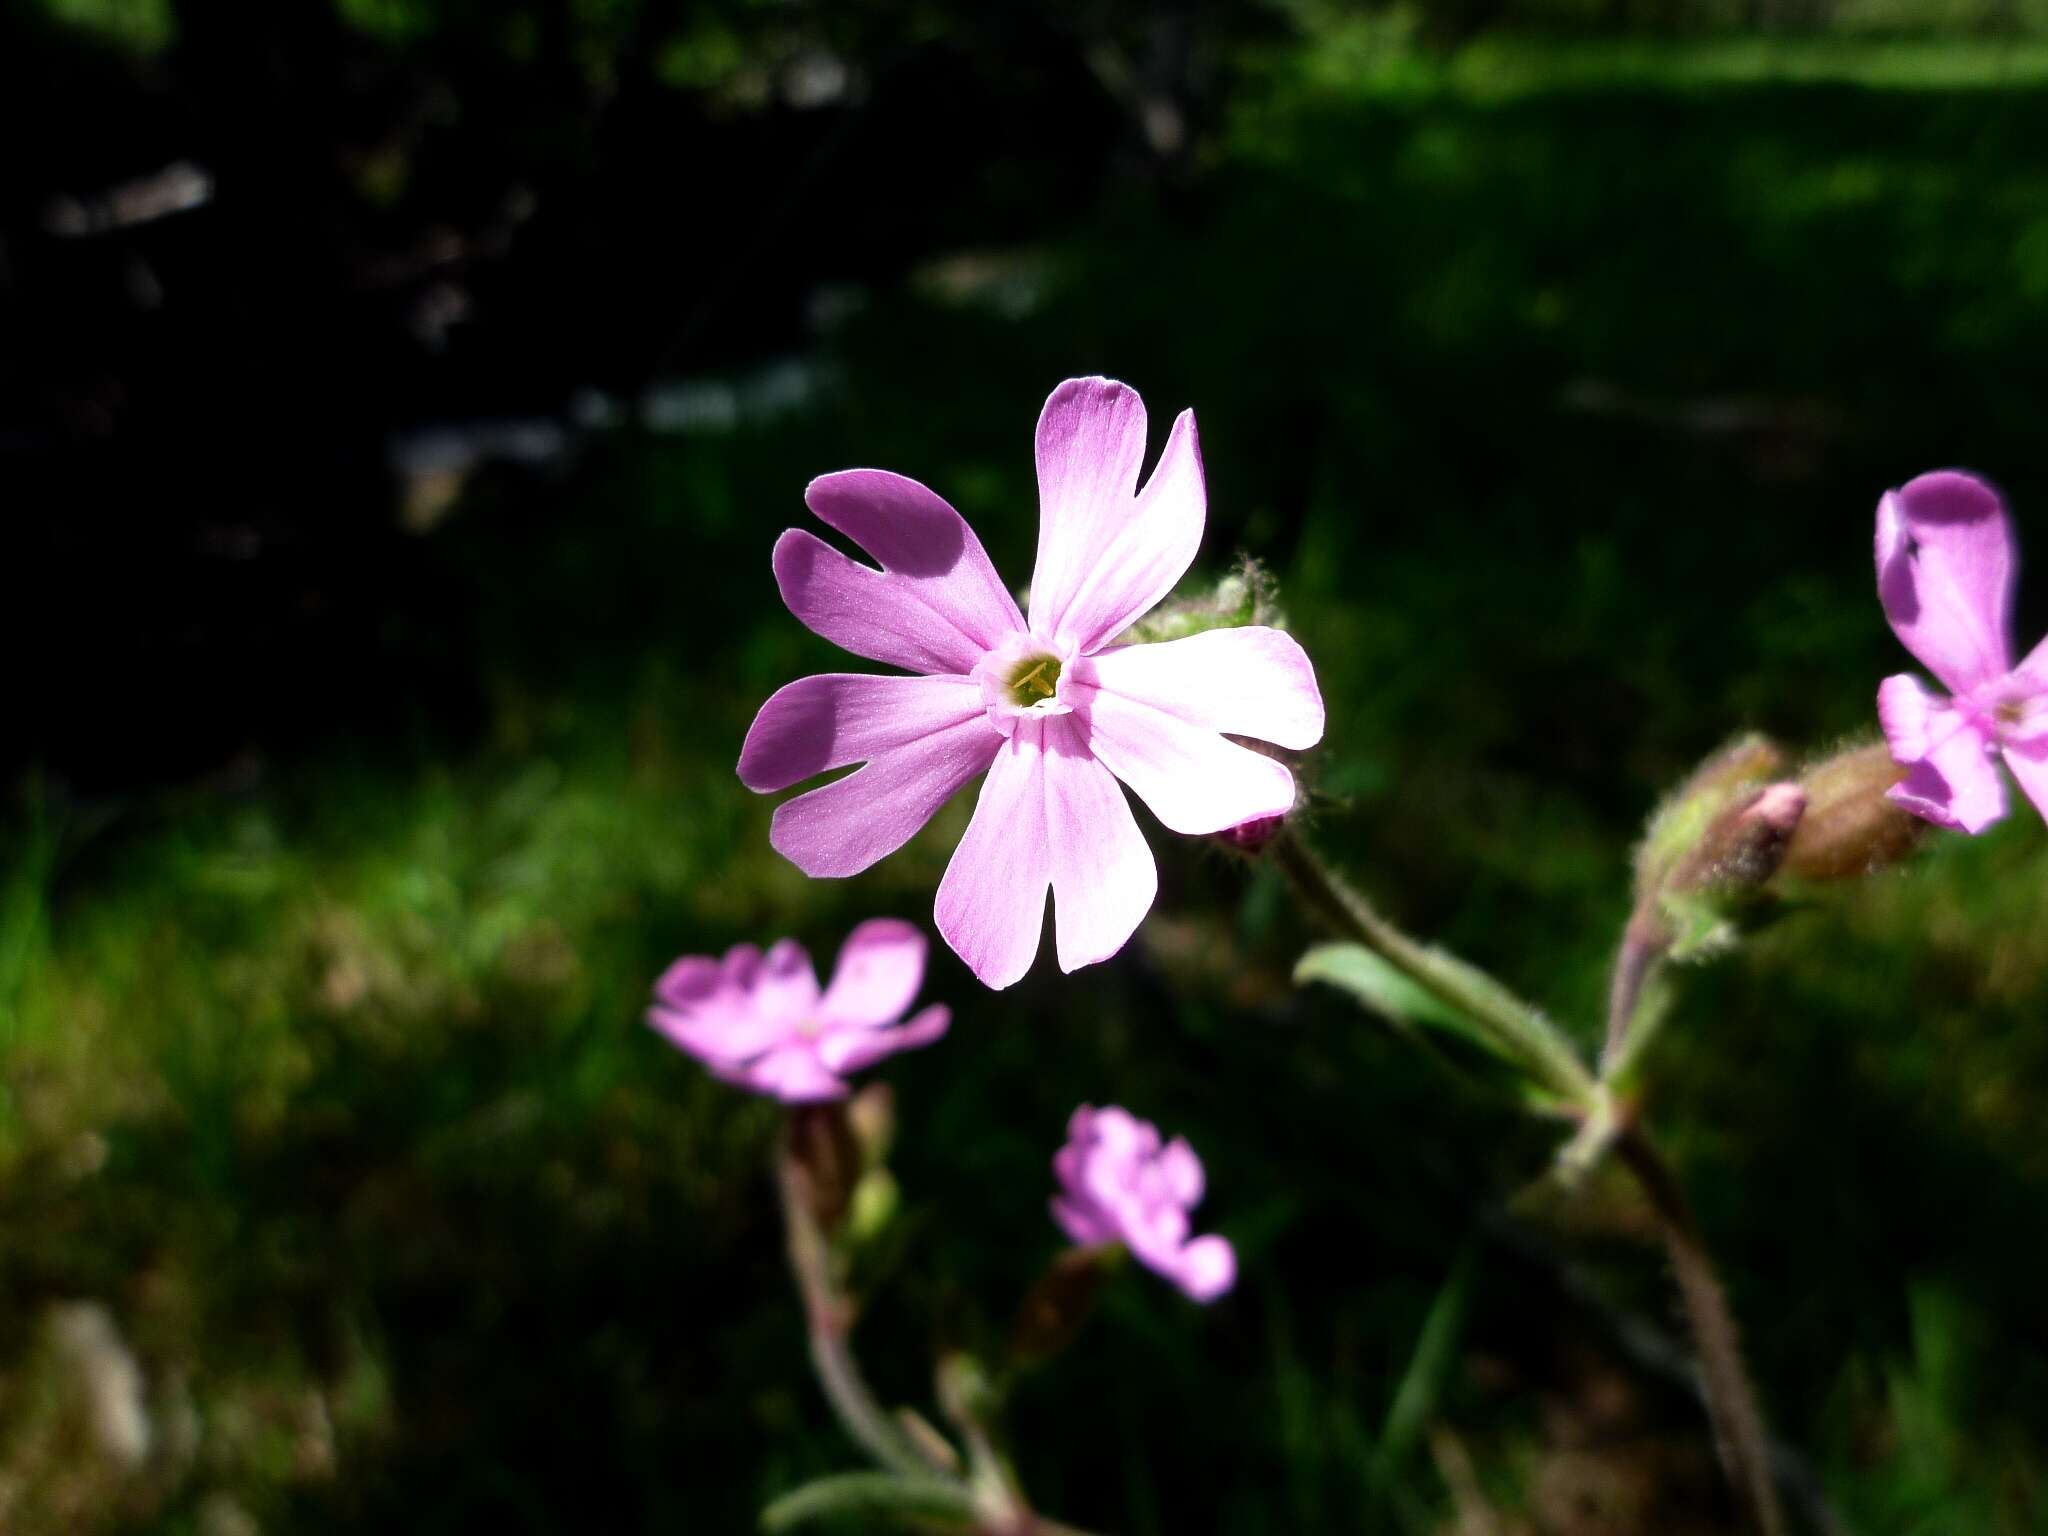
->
[[1270, 828, 1597, 1109], [775, 1145, 950, 1479]]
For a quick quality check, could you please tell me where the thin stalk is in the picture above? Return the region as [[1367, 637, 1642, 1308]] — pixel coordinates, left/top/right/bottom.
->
[[775, 1146, 949, 1479], [1270, 829, 1597, 1109], [1614, 1126, 1787, 1536]]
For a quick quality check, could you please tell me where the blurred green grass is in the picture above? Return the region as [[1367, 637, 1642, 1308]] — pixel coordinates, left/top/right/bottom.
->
[[11, 20, 2048, 1536]]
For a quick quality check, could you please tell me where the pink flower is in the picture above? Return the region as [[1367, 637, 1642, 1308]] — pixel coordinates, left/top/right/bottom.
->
[[1051, 1105, 1236, 1303], [1876, 470, 2048, 834], [647, 920, 949, 1102], [738, 377, 1326, 989]]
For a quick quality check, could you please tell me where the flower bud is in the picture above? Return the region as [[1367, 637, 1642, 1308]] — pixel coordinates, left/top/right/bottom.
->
[[1665, 781, 1807, 895], [1779, 741, 1928, 881], [846, 1167, 900, 1245], [1633, 734, 1787, 904], [1208, 737, 1312, 859], [935, 1351, 1003, 1430], [1653, 781, 1805, 958], [846, 1082, 896, 1169], [1628, 733, 1811, 966], [1217, 812, 1287, 853]]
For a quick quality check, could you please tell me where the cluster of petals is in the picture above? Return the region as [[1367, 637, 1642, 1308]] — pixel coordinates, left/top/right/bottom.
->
[[1876, 470, 2048, 834], [647, 919, 948, 1102], [1050, 1104, 1236, 1303], [738, 376, 1326, 989]]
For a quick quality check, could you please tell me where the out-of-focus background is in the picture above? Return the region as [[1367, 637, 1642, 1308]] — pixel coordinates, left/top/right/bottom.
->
[[6, 1, 2048, 1531]]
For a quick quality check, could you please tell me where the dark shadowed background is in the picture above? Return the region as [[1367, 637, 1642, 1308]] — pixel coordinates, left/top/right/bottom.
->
[[6, 1, 2048, 1532]]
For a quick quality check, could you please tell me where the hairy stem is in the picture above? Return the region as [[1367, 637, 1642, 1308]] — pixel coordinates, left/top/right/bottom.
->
[[1615, 1125, 1788, 1536], [775, 1144, 949, 1479]]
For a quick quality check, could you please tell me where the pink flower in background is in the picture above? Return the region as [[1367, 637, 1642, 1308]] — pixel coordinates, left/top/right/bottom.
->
[[648, 920, 948, 1102], [739, 377, 1325, 989], [1876, 470, 2048, 834], [1051, 1105, 1235, 1303]]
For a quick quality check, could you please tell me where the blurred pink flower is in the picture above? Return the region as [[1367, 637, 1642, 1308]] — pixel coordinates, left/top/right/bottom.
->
[[648, 920, 948, 1102], [1876, 470, 2048, 833], [739, 377, 1325, 989], [1051, 1105, 1235, 1303]]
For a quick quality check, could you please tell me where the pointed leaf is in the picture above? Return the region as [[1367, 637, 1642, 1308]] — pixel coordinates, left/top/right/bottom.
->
[[1295, 942, 1474, 1035], [760, 1472, 977, 1532]]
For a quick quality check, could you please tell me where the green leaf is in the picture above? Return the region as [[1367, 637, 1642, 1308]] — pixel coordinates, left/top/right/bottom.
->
[[1294, 942, 1590, 1112], [1295, 942, 1475, 1035], [759, 1472, 977, 1532], [1373, 1240, 1476, 1478]]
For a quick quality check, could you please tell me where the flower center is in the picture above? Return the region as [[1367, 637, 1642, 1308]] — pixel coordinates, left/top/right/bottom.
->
[[1006, 654, 1063, 707], [1975, 681, 2048, 746], [972, 634, 1077, 735]]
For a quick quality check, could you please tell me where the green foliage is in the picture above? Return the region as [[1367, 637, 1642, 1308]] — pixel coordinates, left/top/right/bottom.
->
[[32, 0, 172, 53]]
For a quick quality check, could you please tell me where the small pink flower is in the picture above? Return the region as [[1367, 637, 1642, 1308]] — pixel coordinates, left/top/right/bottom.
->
[[1875, 470, 2048, 834], [648, 920, 949, 1102], [739, 377, 1325, 988], [1051, 1105, 1236, 1303]]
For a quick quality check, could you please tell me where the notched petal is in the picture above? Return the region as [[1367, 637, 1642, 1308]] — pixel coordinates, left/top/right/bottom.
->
[[1877, 470, 2016, 694]]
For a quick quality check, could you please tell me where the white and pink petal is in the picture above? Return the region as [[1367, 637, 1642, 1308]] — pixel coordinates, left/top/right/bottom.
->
[[718, 1042, 847, 1103], [934, 721, 1055, 990], [817, 917, 929, 1028], [739, 673, 986, 792], [751, 939, 822, 1022], [1887, 720, 2007, 834], [1053, 409, 1205, 653], [1167, 1234, 1237, 1303], [767, 713, 1000, 879], [1999, 738, 2048, 823], [648, 1000, 790, 1068], [1040, 714, 1158, 973], [1028, 379, 1151, 642], [1027, 379, 1206, 653], [1077, 684, 1298, 835], [772, 469, 1023, 676], [1080, 626, 1324, 750], [814, 1003, 950, 1076], [1876, 672, 1949, 764]]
